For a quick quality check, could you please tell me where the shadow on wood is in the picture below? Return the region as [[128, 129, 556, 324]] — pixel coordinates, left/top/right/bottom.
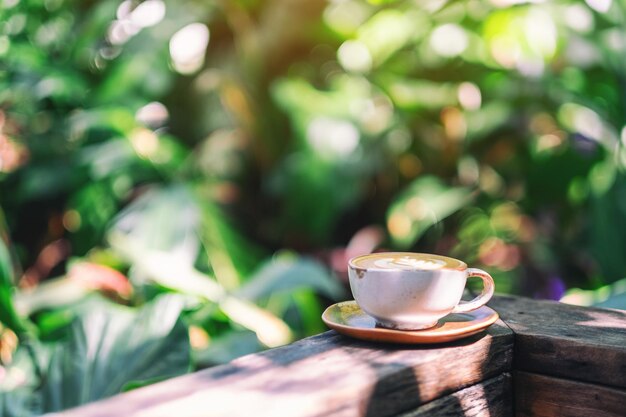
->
[[53, 295, 626, 417], [398, 373, 513, 417]]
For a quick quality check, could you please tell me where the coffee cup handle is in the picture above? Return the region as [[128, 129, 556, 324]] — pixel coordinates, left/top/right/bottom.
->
[[451, 268, 495, 314]]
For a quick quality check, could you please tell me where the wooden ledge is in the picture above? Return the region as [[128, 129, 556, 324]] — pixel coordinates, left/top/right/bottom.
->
[[399, 373, 513, 417], [515, 371, 626, 417], [58, 322, 513, 417], [489, 296, 626, 389], [55, 295, 626, 417]]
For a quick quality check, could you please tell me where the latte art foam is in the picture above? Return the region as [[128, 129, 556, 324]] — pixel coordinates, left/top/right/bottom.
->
[[373, 257, 446, 270], [351, 252, 466, 271]]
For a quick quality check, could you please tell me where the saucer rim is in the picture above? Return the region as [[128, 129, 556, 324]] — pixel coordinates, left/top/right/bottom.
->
[[322, 300, 499, 344]]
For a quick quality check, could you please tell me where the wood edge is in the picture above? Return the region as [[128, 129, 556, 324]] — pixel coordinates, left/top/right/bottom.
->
[[514, 370, 626, 417], [490, 294, 626, 390], [398, 372, 513, 417]]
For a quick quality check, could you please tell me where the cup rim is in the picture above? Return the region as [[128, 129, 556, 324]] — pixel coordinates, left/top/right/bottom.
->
[[348, 252, 467, 272]]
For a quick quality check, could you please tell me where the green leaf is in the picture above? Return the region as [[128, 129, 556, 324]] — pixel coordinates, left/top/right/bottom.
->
[[68, 181, 121, 255], [290, 290, 327, 336], [380, 77, 457, 111], [272, 78, 361, 123], [121, 375, 173, 392], [108, 233, 293, 347], [0, 341, 46, 417], [357, 9, 425, 66], [198, 198, 263, 288], [595, 292, 626, 310], [237, 256, 344, 301], [0, 228, 29, 334], [268, 153, 371, 244], [14, 162, 83, 202], [40, 294, 190, 412], [193, 330, 262, 367], [111, 185, 201, 267], [562, 278, 626, 310], [0, 388, 40, 417], [387, 176, 473, 248]]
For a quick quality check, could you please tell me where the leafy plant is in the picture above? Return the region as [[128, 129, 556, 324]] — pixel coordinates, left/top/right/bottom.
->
[[1, 295, 189, 417], [2, 0, 626, 413]]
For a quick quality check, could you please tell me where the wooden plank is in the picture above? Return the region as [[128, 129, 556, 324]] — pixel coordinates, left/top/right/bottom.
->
[[489, 295, 626, 389], [57, 323, 513, 417], [515, 371, 626, 417], [398, 373, 513, 417]]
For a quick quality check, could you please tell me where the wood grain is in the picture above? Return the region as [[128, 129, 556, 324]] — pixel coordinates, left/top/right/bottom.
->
[[53, 295, 626, 417], [489, 295, 626, 389], [58, 323, 513, 417], [399, 373, 513, 417], [515, 371, 626, 417]]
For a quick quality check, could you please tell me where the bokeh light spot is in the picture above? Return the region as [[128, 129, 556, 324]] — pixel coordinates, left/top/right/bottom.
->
[[406, 197, 427, 220], [3, 0, 19, 8], [430, 24, 468, 57], [536, 134, 563, 152], [170, 23, 210, 74], [323, 0, 370, 37], [136, 102, 169, 128], [306, 117, 360, 160], [130, 128, 159, 158], [107, 19, 139, 45], [559, 103, 604, 142], [565, 4, 594, 32], [490, 0, 546, 7], [0, 36, 9, 56], [441, 107, 467, 140], [386, 128, 412, 154], [116, 0, 132, 19], [388, 212, 412, 239], [398, 154, 422, 179], [337, 40, 372, 73], [479, 237, 520, 271], [457, 82, 482, 111], [585, 0, 612, 13], [525, 9, 556, 59], [63, 210, 82, 232], [130, 0, 166, 28], [458, 156, 479, 185]]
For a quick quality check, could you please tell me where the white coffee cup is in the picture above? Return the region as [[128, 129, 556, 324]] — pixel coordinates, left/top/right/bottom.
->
[[348, 252, 495, 330]]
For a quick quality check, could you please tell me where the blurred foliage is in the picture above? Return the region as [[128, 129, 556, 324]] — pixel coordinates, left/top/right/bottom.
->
[[2, 0, 626, 413]]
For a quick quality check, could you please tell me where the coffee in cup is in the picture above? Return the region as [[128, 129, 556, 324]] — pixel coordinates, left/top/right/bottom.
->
[[348, 252, 495, 330]]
